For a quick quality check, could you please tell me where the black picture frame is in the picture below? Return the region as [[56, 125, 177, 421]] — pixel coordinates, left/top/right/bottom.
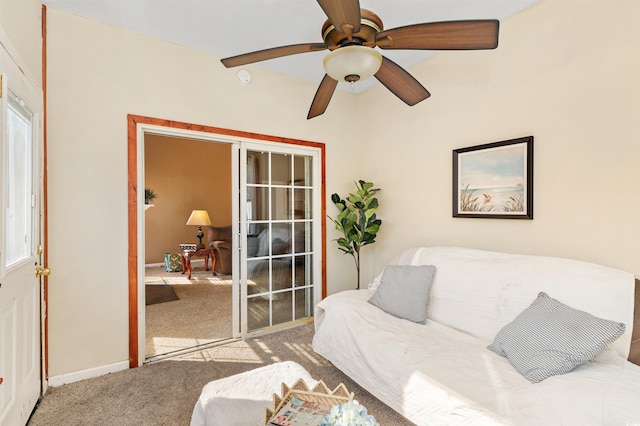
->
[[453, 136, 533, 219]]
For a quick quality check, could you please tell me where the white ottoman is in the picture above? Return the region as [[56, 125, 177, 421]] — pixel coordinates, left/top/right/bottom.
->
[[190, 361, 316, 426]]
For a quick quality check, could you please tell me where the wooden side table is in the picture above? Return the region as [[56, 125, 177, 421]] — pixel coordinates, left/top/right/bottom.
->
[[180, 248, 216, 279]]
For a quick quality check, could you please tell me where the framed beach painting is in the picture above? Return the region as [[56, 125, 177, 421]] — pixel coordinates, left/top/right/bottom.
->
[[453, 136, 533, 219]]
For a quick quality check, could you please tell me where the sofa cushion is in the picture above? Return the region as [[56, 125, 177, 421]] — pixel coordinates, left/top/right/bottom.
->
[[368, 247, 424, 291], [487, 292, 626, 383], [393, 246, 634, 359], [272, 238, 290, 255], [255, 227, 291, 257], [368, 265, 436, 324]]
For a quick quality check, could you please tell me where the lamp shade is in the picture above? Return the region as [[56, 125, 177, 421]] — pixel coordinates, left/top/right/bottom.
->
[[322, 45, 382, 83], [186, 209, 212, 226]]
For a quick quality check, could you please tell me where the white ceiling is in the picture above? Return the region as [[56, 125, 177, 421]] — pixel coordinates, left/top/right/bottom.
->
[[42, 0, 538, 93]]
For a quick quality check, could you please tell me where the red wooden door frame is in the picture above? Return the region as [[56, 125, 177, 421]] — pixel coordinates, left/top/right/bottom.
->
[[127, 114, 327, 367]]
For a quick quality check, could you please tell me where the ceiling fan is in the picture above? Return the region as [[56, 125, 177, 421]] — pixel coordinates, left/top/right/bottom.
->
[[221, 0, 499, 119]]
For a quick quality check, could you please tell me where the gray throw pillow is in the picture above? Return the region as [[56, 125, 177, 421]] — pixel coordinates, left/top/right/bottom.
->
[[368, 265, 436, 324], [487, 292, 625, 383]]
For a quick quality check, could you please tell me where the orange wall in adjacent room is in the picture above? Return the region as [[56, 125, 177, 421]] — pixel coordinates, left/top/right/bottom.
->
[[144, 134, 232, 264]]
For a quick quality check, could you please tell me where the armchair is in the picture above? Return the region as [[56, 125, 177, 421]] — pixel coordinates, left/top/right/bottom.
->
[[206, 225, 233, 275]]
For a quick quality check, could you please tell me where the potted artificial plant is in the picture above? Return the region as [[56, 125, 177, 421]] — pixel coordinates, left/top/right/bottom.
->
[[144, 188, 158, 205], [328, 180, 382, 289]]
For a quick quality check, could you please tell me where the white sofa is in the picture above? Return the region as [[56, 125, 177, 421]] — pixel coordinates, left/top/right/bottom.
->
[[312, 247, 640, 425]]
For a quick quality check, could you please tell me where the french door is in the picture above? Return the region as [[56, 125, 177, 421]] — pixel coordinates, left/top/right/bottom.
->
[[131, 117, 324, 365], [240, 144, 321, 334], [0, 45, 45, 426]]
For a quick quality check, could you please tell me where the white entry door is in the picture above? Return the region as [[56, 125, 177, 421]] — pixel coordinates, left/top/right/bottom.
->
[[0, 40, 44, 426]]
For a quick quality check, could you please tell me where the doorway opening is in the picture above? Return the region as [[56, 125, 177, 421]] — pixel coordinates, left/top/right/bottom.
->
[[143, 134, 233, 361], [128, 115, 326, 368]]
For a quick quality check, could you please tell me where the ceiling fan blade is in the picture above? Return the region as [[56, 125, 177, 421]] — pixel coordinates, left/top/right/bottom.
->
[[221, 43, 327, 68], [374, 56, 430, 106], [307, 75, 338, 119], [317, 0, 361, 34], [376, 20, 499, 50]]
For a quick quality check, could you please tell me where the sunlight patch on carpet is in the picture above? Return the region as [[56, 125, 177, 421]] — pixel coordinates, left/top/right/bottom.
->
[[151, 337, 224, 351], [145, 264, 232, 285], [145, 275, 232, 286], [283, 342, 326, 366]]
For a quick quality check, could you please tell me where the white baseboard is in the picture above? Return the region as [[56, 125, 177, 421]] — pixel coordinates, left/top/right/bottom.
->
[[48, 360, 129, 387]]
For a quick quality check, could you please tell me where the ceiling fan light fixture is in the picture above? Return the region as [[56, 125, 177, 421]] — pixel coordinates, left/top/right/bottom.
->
[[322, 45, 382, 83]]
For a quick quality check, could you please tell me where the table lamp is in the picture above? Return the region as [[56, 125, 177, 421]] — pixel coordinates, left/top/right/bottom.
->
[[186, 209, 212, 249]]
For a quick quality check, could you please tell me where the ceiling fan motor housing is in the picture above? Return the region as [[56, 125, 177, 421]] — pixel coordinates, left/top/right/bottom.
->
[[321, 9, 383, 48]]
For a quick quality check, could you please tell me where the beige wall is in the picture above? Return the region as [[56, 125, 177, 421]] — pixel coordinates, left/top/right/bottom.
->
[[144, 135, 232, 264], [0, 0, 42, 86], [45, 7, 360, 376], [357, 0, 640, 283]]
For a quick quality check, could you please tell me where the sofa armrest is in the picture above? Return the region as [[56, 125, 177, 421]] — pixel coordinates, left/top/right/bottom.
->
[[211, 240, 231, 251]]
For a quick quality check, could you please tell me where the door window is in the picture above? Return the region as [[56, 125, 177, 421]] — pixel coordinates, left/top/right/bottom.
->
[[5, 93, 34, 267], [246, 151, 316, 331]]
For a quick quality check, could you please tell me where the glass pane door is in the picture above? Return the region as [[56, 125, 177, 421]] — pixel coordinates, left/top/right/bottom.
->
[[245, 150, 317, 332]]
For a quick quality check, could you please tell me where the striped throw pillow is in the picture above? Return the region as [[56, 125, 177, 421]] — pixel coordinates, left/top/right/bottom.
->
[[487, 292, 625, 383]]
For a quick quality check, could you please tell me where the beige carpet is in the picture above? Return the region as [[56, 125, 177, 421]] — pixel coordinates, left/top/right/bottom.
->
[[145, 264, 233, 358], [28, 323, 413, 426]]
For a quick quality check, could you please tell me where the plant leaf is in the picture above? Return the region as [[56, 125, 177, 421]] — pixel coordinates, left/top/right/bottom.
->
[[365, 224, 380, 234]]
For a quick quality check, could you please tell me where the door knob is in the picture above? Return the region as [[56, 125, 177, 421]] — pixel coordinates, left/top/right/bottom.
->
[[35, 266, 51, 278]]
